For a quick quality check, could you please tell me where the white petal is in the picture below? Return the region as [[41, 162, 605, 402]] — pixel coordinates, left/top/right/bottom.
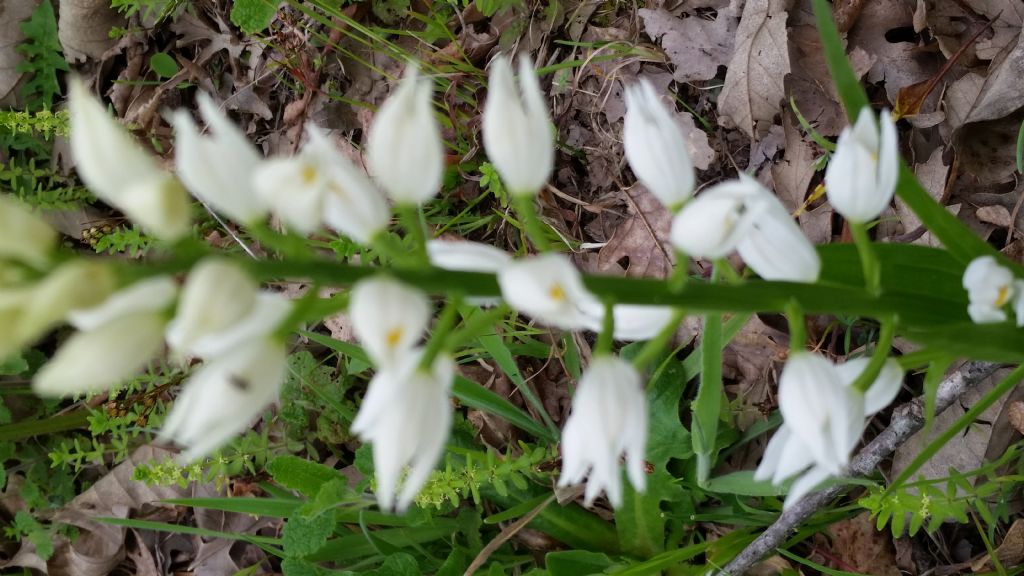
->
[[33, 312, 167, 397], [670, 176, 766, 259], [160, 339, 287, 462], [623, 79, 695, 208], [968, 302, 1008, 324], [782, 465, 833, 511], [777, 353, 847, 474], [837, 357, 903, 416], [68, 276, 177, 330], [187, 292, 292, 358], [1013, 280, 1024, 327], [736, 192, 820, 282], [166, 259, 259, 358], [367, 64, 444, 205], [172, 95, 266, 224], [253, 155, 326, 235], [426, 240, 512, 272], [350, 276, 432, 367], [0, 195, 56, 268], [18, 261, 116, 349], [498, 254, 598, 330]]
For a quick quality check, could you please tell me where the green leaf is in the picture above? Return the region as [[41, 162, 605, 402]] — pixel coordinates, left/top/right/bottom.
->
[[376, 552, 420, 576], [482, 485, 619, 553], [164, 497, 300, 517], [283, 514, 334, 558], [149, 52, 179, 78], [0, 354, 29, 376], [230, 0, 279, 34], [267, 455, 346, 498], [452, 376, 554, 441], [545, 550, 614, 576], [17, 0, 68, 107], [306, 524, 458, 562], [704, 471, 788, 497], [95, 517, 281, 545], [693, 311, 723, 483]]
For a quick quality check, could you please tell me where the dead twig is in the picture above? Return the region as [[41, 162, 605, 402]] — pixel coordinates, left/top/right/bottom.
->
[[718, 361, 1001, 575]]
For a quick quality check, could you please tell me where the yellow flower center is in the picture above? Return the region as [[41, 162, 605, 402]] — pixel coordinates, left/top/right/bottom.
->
[[301, 164, 318, 185], [996, 285, 1010, 307], [548, 283, 566, 302], [385, 327, 404, 347]]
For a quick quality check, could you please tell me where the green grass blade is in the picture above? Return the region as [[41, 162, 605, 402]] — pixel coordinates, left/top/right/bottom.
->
[[693, 312, 723, 485], [453, 376, 555, 442], [812, 0, 869, 120], [96, 517, 281, 545]]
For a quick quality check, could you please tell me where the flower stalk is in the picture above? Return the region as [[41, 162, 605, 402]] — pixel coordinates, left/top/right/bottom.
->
[[850, 221, 881, 296]]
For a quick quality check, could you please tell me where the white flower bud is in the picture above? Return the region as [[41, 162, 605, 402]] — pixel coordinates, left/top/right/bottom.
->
[[623, 79, 695, 209], [824, 107, 899, 223], [68, 78, 191, 240], [367, 65, 444, 205], [350, 276, 432, 368], [482, 56, 553, 197]]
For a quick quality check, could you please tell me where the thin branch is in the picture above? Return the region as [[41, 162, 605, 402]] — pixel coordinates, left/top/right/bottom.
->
[[719, 361, 1001, 575]]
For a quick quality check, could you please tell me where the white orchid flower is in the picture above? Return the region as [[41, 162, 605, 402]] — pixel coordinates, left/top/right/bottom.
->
[[367, 64, 444, 206], [351, 350, 454, 512], [671, 175, 820, 282], [171, 93, 267, 224], [755, 353, 903, 509], [497, 253, 599, 330], [559, 356, 648, 508], [309, 127, 391, 243], [0, 195, 57, 268], [482, 55, 553, 197], [33, 277, 177, 397], [159, 338, 288, 462], [824, 107, 899, 223], [68, 78, 191, 240], [166, 259, 291, 359], [962, 255, 1015, 324], [623, 79, 695, 210], [350, 276, 432, 368]]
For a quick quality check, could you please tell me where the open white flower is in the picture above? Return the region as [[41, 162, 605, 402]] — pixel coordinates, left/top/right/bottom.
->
[[253, 132, 333, 236], [623, 79, 695, 210], [755, 353, 903, 509], [0, 195, 57, 268], [160, 338, 288, 462], [171, 93, 267, 224], [166, 259, 290, 359], [351, 350, 454, 512], [310, 127, 391, 243], [367, 64, 444, 206], [33, 277, 177, 397], [962, 255, 1015, 324], [482, 55, 553, 197], [559, 356, 647, 508], [350, 276, 432, 368], [498, 253, 598, 330], [671, 175, 820, 282], [824, 107, 899, 223], [68, 78, 191, 240]]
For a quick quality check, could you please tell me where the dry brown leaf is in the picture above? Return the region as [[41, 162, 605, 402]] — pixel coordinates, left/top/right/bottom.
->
[[596, 186, 674, 278], [946, 28, 1024, 128], [771, 109, 832, 244], [58, 0, 124, 62], [828, 512, 902, 576], [976, 204, 1013, 228], [0, 0, 41, 107], [955, 107, 1024, 185], [638, 7, 738, 83], [849, 0, 939, 106], [962, 0, 1023, 60], [1009, 401, 1024, 435], [716, 0, 791, 139], [894, 148, 947, 247], [971, 519, 1024, 572]]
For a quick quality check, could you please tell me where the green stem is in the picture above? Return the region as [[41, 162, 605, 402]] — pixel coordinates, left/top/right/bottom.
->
[[512, 194, 551, 252], [850, 316, 897, 394], [785, 300, 806, 354], [396, 204, 429, 263], [633, 308, 686, 372], [850, 221, 881, 297], [669, 250, 689, 293], [693, 263, 724, 486], [420, 296, 463, 370], [594, 300, 615, 356]]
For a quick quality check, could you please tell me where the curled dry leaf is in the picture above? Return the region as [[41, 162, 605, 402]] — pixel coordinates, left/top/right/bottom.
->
[[1008, 400, 1024, 435], [971, 519, 1024, 572], [717, 0, 791, 139], [827, 512, 902, 576]]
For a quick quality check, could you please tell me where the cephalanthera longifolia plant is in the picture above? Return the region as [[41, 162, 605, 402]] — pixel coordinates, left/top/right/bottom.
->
[[4, 0, 1024, 569]]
